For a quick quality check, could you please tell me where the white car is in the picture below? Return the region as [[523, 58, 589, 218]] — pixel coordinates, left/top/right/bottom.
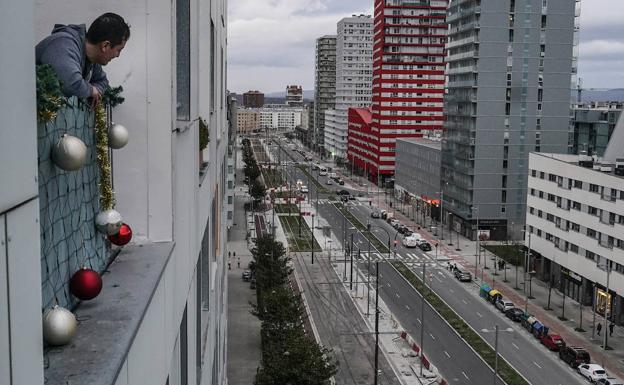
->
[[578, 364, 608, 383], [597, 378, 624, 385], [402, 235, 421, 248], [300, 186, 309, 193], [326, 179, 333, 185], [495, 299, 515, 313]]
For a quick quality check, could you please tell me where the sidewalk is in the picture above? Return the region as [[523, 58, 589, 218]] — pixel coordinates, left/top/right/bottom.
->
[[335, 167, 624, 379], [226, 141, 261, 385]]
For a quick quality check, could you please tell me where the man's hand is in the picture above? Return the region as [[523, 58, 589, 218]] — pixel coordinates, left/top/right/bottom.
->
[[90, 86, 102, 108]]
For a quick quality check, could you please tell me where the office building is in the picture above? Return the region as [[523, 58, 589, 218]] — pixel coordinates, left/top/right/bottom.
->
[[526, 149, 624, 324], [0, 1, 231, 384], [572, 102, 623, 157], [236, 109, 261, 133], [325, 15, 373, 161], [441, 0, 580, 240], [243, 90, 265, 108], [313, 36, 337, 154], [286, 85, 303, 107], [258, 106, 303, 131], [348, 0, 447, 183]]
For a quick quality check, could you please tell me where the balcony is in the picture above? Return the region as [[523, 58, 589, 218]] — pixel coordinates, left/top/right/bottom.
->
[[446, 35, 479, 50]]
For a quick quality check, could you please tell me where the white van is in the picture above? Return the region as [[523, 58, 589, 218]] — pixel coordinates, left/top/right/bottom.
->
[[402, 234, 423, 248]]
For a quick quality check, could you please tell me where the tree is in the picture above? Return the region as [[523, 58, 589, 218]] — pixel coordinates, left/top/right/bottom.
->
[[250, 179, 267, 201], [251, 235, 291, 293]]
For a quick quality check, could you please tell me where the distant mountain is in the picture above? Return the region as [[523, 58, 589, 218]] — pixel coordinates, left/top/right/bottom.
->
[[579, 88, 624, 103]]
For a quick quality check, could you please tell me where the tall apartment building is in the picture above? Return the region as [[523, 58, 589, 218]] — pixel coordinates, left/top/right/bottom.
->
[[572, 102, 623, 157], [313, 36, 337, 154], [0, 1, 230, 384], [286, 85, 303, 107], [236, 109, 261, 133], [324, 15, 373, 161], [441, 0, 579, 240], [243, 90, 265, 108], [348, 0, 447, 183], [257, 107, 303, 131]]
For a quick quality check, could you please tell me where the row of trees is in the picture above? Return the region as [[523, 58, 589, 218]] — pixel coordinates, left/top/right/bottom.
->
[[242, 138, 267, 206], [250, 234, 338, 385]]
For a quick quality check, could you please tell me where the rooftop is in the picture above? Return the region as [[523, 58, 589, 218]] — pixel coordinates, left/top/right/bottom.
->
[[397, 137, 442, 151]]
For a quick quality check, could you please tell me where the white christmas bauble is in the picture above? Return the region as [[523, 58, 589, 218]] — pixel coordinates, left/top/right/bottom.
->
[[51, 134, 87, 171], [42, 305, 77, 346], [108, 123, 129, 149], [95, 209, 123, 235]]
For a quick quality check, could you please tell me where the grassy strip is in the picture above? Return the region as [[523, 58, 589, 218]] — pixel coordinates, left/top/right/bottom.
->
[[333, 203, 389, 253], [279, 215, 322, 252], [391, 261, 530, 385], [295, 165, 329, 194], [274, 204, 299, 214], [262, 168, 283, 189], [484, 245, 525, 266]]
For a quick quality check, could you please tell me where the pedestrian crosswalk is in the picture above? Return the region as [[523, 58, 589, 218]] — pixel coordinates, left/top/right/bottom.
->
[[346, 251, 440, 266], [314, 198, 368, 206]]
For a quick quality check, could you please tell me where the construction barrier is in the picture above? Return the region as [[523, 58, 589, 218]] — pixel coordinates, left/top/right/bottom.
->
[[421, 355, 430, 370]]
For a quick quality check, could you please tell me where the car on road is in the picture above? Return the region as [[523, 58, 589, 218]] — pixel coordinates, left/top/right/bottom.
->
[[402, 235, 421, 248], [578, 364, 608, 383], [418, 242, 432, 251], [597, 377, 624, 385], [300, 186, 308, 193], [559, 346, 590, 368], [505, 308, 524, 322], [242, 270, 252, 282], [326, 179, 333, 185], [389, 219, 400, 227], [540, 333, 565, 351], [495, 299, 515, 313], [337, 189, 350, 196], [337, 178, 345, 185], [340, 195, 349, 202], [454, 269, 472, 282], [371, 210, 381, 218]]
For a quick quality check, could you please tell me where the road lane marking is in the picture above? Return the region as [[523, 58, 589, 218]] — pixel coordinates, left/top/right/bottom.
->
[[444, 351, 451, 359], [462, 372, 469, 380], [417, 318, 421, 324], [435, 276, 442, 283], [405, 305, 410, 310], [387, 282, 391, 288], [396, 293, 400, 299], [462, 299, 468, 305], [449, 288, 454, 293], [430, 333, 436, 340], [533, 361, 542, 369], [512, 343, 520, 350], [476, 312, 483, 318]]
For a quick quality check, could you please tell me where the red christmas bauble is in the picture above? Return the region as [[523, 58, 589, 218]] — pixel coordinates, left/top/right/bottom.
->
[[69, 268, 102, 300], [108, 223, 132, 246]]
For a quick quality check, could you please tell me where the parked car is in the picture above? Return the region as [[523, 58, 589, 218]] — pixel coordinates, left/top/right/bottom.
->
[[381, 210, 388, 219], [371, 210, 381, 218], [337, 178, 345, 185], [402, 235, 421, 248], [597, 377, 624, 385], [454, 269, 472, 282], [340, 195, 349, 202], [559, 346, 590, 368], [418, 242, 432, 252], [337, 189, 350, 195], [495, 299, 515, 313], [242, 270, 252, 282], [403, 230, 413, 237], [300, 186, 308, 193], [505, 308, 524, 322], [326, 179, 333, 185], [578, 364, 608, 383], [540, 333, 565, 351]]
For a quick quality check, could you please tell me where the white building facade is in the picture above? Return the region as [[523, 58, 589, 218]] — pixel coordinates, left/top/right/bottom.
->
[[0, 1, 231, 385], [325, 15, 373, 160], [526, 152, 624, 324], [257, 107, 303, 131]]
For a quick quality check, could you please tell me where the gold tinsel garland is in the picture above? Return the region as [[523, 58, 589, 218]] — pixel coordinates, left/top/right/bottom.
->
[[95, 104, 115, 210]]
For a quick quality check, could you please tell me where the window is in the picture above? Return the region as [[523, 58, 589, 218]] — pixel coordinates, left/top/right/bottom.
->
[[572, 201, 581, 211], [570, 222, 580, 232], [546, 213, 554, 222], [570, 244, 579, 254], [588, 206, 598, 216], [531, 169, 537, 177], [587, 228, 597, 239], [210, 20, 216, 111], [176, 0, 191, 120], [539, 171, 545, 179], [548, 173, 557, 182], [574, 180, 582, 189], [589, 184, 599, 193], [586, 250, 596, 261]]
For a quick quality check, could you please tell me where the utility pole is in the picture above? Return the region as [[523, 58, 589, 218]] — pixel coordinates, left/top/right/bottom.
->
[[493, 325, 499, 385], [420, 261, 426, 377], [524, 233, 532, 314], [350, 247, 355, 290], [311, 214, 315, 264], [603, 262, 611, 360], [374, 261, 380, 385], [367, 229, 372, 317], [439, 190, 444, 240]]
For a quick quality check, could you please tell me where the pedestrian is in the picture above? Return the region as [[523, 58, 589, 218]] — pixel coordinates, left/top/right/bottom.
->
[[36, 13, 130, 105], [228, 251, 231, 258], [597, 322, 602, 336], [237, 257, 241, 268], [228, 262, 231, 270], [610, 322, 615, 337]]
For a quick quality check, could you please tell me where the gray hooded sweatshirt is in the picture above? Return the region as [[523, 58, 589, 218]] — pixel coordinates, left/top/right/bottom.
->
[[36, 24, 109, 98]]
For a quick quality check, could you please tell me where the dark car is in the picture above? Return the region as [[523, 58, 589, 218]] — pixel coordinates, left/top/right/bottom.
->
[[403, 230, 413, 237], [559, 346, 590, 368], [454, 269, 472, 282], [338, 190, 350, 196], [338, 179, 345, 185], [340, 195, 349, 202], [419, 242, 432, 252], [505, 307, 524, 322], [242, 270, 252, 282]]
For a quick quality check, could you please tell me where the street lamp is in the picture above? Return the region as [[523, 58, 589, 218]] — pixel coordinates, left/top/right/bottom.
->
[[481, 326, 513, 385], [448, 212, 454, 246], [597, 260, 613, 360]]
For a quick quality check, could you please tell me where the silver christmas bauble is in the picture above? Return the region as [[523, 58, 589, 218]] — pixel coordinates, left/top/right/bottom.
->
[[42, 305, 77, 346], [108, 123, 129, 149], [95, 209, 123, 235], [51, 134, 87, 171]]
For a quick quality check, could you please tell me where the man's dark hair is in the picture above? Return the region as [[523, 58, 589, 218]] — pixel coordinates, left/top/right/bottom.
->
[[86, 13, 130, 47]]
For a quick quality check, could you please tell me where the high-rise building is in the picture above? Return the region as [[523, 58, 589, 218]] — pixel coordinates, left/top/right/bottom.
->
[[2, 1, 231, 384], [313, 36, 337, 155], [286, 85, 303, 107], [348, 0, 447, 183], [324, 15, 373, 161], [441, 0, 580, 240], [243, 90, 265, 108], [571, 102, 623, 157]]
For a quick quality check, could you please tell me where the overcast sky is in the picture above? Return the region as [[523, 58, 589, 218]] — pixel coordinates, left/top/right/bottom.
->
[[227, 0, 624, 94]]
